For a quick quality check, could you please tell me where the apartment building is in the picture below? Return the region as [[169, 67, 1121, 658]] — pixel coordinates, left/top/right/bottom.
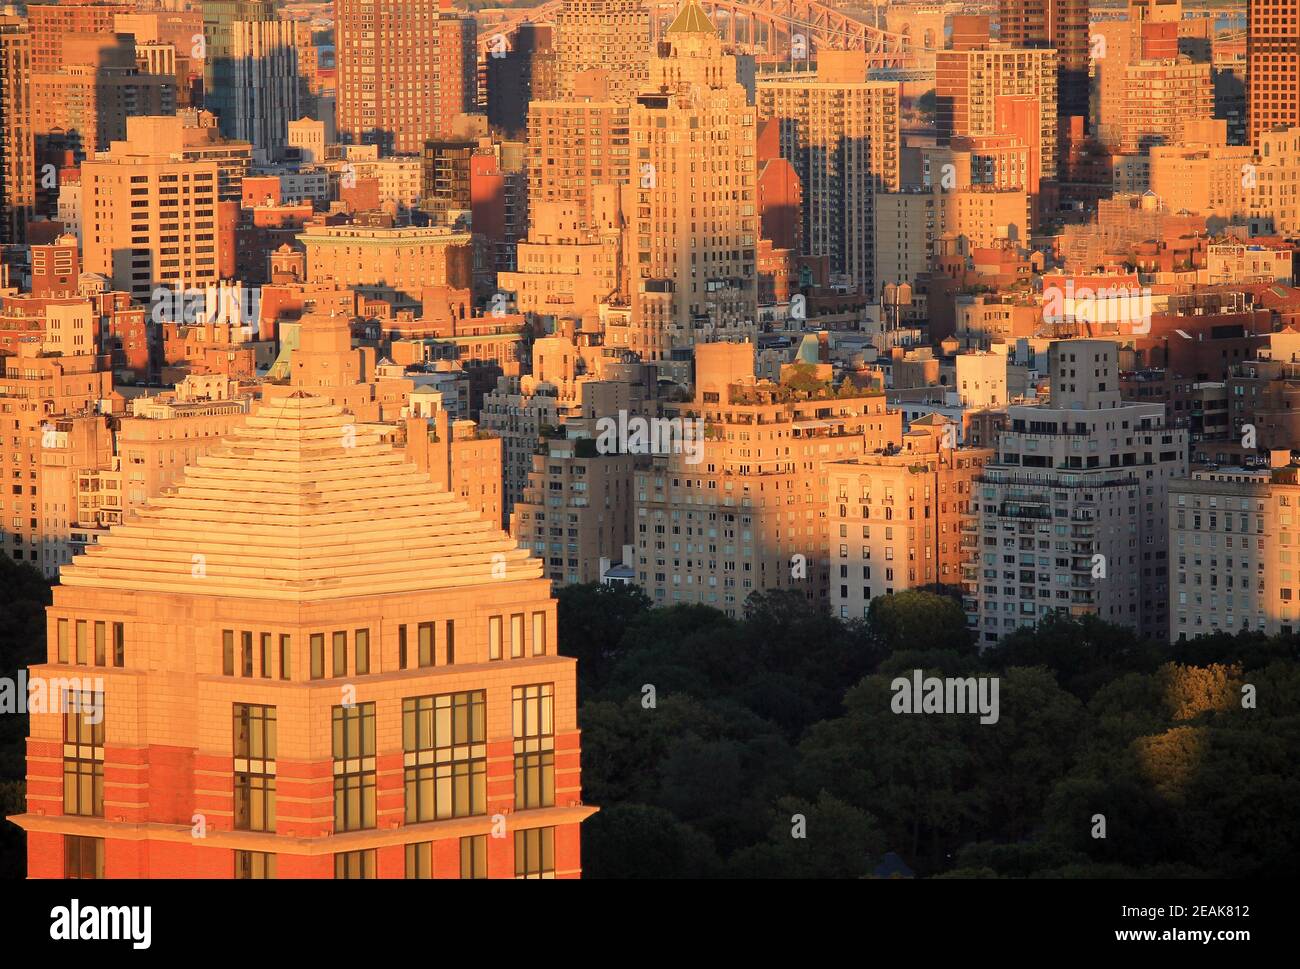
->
[[632, 342, 902, 615], [826, 416, 993, 620], [970, 340, 1187, 644]]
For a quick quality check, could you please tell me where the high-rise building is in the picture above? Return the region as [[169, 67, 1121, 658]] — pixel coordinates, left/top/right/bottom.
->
[[202, 0, 275, 137], [936, 42, 1058, 181], [228, 17, 299, 162], [970, 340, 1187, 645], [627, 3, 758, 379], [81, 116, 226, 301], [527, 73, 631, 228], [335, 0, 476, 154], [0, 16, 33, 245], [14, 393, 594, 878], [757, 51, 900, 299], [1247, 0, 1300, 146], [553, 0, 651, 104], [997, 0, 1088, 121]]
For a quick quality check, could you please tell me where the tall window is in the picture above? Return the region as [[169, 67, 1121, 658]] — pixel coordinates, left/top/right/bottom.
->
[[513, 684, 555, 810], [510, 614, 525, 659], [260, 634, 272, 678], [355, 629, 370, 675], [445, 620, 456, 664], [405, 842, 433, 879], [418, 622, 434, 667], [310, 634, 325, 680], [279, 634, 291, 680], [113, 623, 125, 667], [241, 632, 254, 677], [335, 850, 376, 879], [57, 618, 68, 663], [403, 691, 486, 822], [94, 622, 106, 666], [398, 625, 408, 669], [488, 615, 502, 661], [332, 631, 347, 677], [233, 704, 276, 832], [333, 703, 376, 832], [75, 620, 87, 664], [460, 835, 487, 879], [223, 630, 234, 675], [65, 835, 103, 879], [532, 612, 546, 657], [234, 851, 275, 879], [63, 690, 104, 817], [514, 827, 555, 879]]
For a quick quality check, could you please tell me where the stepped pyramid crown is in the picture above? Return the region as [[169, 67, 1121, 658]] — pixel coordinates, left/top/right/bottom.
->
[[666, 0, 714, 35], [61, 393, 538, 601]]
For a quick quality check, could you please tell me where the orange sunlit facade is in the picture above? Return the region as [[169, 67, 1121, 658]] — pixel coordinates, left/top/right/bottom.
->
[[11, 394, 593, 878]]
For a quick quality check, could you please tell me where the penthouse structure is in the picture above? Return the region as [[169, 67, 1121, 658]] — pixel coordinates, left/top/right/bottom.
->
[[13, 393, 594, 878]]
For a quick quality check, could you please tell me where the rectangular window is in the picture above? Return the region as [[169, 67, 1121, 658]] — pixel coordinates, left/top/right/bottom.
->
[[403, 691, 486, 822], [223, 630, 235, 676], [260, 634, 272, 678], [63, 690, 104, 818], [333, 703, 376, 832], [310, 634, 325, 680], [356, 629, 370, 675], [532, 612, 546, 657], [334, 850, 376, 879], [241, 632, 253, 678], [233, 704, 276, 832], [445, 620, 455, 665], [332, 631, 347, 677], [405, 842, 432, 879], [511, 614, 525, 659], [76, 621, 87, 664], [64, 835, 104, 879], [460, 834, 487, 879], [279, 635, 291, 680], [418, 622, 434, 668], [113, 623, 124, 667], [514, 827, 555, 879], [94, 622, 106, 666], [489, 616, 502, 661], [234, 850, 275, 879], [57, 619, 69, 663], [398, 625, 408, 669], [513, 684, 555, 810]]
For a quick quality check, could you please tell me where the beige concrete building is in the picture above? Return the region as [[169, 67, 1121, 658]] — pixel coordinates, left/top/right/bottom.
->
[[627, 4, 758, 379], [757, 54, 900, 296], [81, 116, 224, 301], [827, 417, 992, 619], [497, 197, 626, 318], [511, 422, 636, 587], [1118, 58, 1214, 154], [299, 224, 473, 311], [632, 342, 903, 615], [971, 340, 1187, 644], [526, 88, 631, 229], [552, 0, 651, 104]]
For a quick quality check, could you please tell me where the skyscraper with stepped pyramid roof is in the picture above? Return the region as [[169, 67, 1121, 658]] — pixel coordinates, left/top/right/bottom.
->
[[11, 392, 594, 878]]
